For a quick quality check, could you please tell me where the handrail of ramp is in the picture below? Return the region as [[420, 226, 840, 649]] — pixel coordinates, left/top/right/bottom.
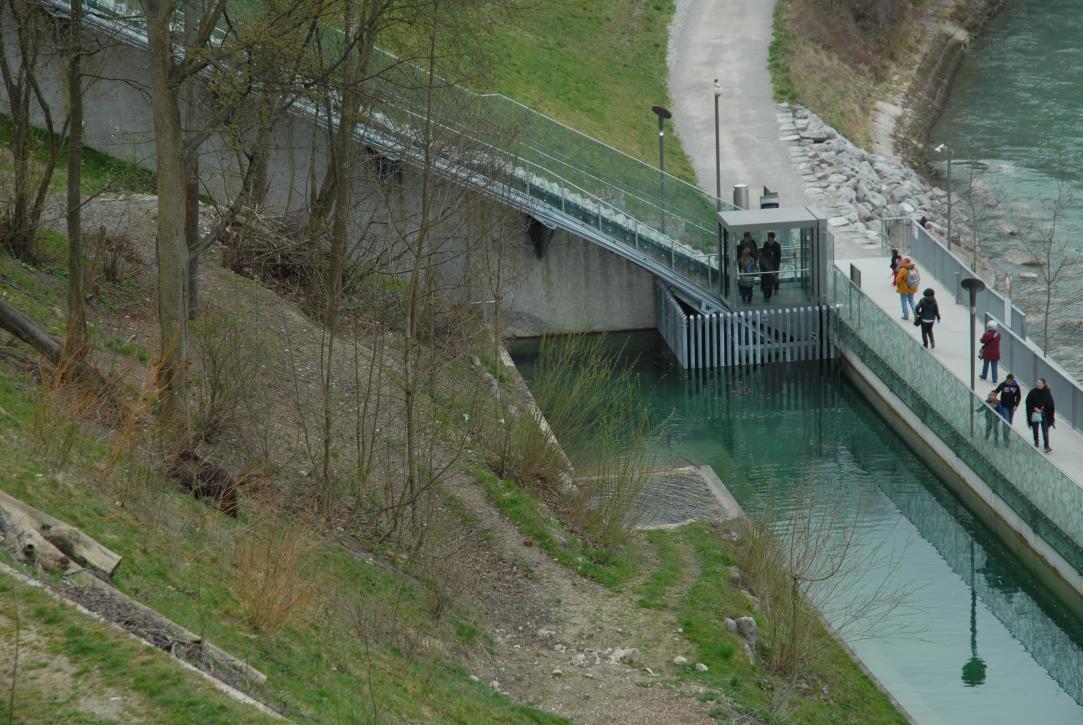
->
[[44, 0, 731, 313], [832, 266, 1083, 575]]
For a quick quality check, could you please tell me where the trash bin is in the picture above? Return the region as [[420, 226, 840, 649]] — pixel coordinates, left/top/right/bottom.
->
[[732, 183, 749, 210]]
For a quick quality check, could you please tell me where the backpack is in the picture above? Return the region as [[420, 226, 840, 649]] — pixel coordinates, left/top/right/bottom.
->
[[906, 266, 920, 288]]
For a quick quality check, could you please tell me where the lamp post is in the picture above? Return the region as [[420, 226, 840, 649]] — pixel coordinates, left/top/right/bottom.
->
[[961, 539, 987, 688], [935, 143, 954, 250], [652, 104, 672, 263], [714, 79, 723, 292], [961, 277, 986, 392], [713, 80, 722, 212]]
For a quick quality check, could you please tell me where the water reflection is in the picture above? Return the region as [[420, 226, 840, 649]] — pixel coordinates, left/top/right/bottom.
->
[[962, 541, 987, 688], [509, 333, 1083, 721]]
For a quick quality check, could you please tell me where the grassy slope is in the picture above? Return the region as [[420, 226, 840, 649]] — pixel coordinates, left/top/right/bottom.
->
[[769, 0, 923, 149], [0, 572, 277, 724], [0, 235, 562, 723], [483, 0, 697, 182]]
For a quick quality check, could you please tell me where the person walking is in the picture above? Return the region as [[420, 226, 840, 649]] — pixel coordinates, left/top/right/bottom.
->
[[977, 390, 1007, 447], [738, 232, 759, 263], [895, 257, 919, 320], [979, 320, 1002, 383], [737, 248, 757, 304], [761, 232, 782, 299], [889, 248, 902, 285], [994, 374, 1022, 424], [914, 288, 940, 348], [1024, 378, 1056, 452]]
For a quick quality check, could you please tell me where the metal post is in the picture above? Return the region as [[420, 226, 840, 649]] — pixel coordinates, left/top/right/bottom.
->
[[946, 156, 953, 251], [652, 105, 671, 248], [714, 80, 723, 280], [713, 79, 722, 212], [962, 277, 986, 393]]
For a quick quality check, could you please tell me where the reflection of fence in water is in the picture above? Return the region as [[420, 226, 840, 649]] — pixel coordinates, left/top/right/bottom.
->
[[849, 438, 1083, 708]]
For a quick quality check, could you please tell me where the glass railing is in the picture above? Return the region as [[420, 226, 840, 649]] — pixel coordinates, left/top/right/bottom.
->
[[71, 0, 730, 301], [832, 266, 1083, 571]]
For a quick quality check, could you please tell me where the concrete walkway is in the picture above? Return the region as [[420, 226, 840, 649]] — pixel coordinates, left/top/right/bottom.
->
[[842, 256, 1083, 484], [668, 0, 808, 209]]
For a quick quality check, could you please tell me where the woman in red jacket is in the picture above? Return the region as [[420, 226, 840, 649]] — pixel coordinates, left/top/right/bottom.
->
[[979, 320, 1002, 383]]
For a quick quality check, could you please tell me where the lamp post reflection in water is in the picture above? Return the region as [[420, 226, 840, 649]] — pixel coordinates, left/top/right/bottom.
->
[[962, 539, 987, 687]]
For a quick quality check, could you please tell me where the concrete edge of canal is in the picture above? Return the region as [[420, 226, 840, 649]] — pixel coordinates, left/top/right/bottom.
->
[[840, 348, 1083, 610]]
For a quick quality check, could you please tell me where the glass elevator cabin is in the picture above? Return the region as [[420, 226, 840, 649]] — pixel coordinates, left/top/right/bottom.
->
[[718, 207, 830, 308]]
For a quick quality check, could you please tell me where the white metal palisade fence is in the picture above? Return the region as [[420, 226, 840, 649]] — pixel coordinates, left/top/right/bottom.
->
[[656, 281, 840, 369]]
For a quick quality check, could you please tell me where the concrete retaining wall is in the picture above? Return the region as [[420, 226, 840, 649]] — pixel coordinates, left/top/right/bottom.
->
[[841, 347, 1083, 608], [0, 9, 656, 337]]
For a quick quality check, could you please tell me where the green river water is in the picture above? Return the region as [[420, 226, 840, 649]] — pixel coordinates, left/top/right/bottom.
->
[[510, 333, 1083, 724], [932, 0, 1083, 372]]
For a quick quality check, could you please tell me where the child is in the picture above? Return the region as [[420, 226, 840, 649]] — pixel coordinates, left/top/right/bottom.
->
[[889, 248, 902, 285]]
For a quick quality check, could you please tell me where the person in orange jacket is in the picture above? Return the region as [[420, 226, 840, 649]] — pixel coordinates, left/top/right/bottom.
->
[[894, 258, 920, 320]]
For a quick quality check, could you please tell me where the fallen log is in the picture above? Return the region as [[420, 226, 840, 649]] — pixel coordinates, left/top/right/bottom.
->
[[0, 490, 122, 577], [0, 298, 107, 386], [67, 569, 268, 687]]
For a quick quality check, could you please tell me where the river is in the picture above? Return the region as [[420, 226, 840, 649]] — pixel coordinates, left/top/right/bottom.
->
[[931, 0, 1083, 373], [511, 333, 1083, 724]]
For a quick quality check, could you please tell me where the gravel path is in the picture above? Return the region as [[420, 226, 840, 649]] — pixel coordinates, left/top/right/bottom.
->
[[667, 0, 808, 209]]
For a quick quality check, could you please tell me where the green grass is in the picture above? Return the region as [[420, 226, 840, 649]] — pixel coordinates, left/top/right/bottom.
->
[[0, 364, 565, 724], [636, 529, 683, 609], [0, 571, 278, 724], [0, 112, 155, 199], [768, 1, 799, 103], [483, 0, 696, 183], [668, 522, 906, 723], [476, 471, 638, 589]]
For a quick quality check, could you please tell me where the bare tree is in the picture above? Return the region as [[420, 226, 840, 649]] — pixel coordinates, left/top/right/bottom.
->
[[0, 0, 68, 259], [1012, 174, 1082, 356], [62, 0, 88, 366]]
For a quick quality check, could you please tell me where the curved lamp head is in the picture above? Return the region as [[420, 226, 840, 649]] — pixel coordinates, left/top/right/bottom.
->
[[962, 656, 987, 687], [934, 143, 950, 154], [652, 105, 673, 120], [714, 78, 721, 97]]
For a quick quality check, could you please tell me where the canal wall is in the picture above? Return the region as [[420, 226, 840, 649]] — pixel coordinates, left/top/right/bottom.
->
[[891, 0, 1010, 168], [840, 349, 1083, 607], [0, 6, 656, 339]]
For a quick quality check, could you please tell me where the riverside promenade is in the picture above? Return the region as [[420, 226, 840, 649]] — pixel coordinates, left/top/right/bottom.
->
[[841, 256, 1083, 484]]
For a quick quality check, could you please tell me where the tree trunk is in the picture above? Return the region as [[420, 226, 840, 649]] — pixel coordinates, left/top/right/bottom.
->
[[0, 299, 104, 385], [145, 0, 191, 436], [63, 0, 87, 366]]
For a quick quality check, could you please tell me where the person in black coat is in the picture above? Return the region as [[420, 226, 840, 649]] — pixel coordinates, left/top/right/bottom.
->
[[914, 288, 940, 349], [1024, 378, 1056, 452], [761, 232, 782, 298], [994, 374, 1022, 424]]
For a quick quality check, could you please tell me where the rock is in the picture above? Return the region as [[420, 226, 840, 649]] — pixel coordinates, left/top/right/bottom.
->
[[740, 589, 760, 609], [695, 663, 709, 673], [642, 666, 657, 676], [554, 643, 566, 653], [551, 669, 563, 678], [469, 675, 480, 683], [612, 647, 641, 665], [736, 616, 758, 649], [489, 680, 501, 692], [1018, 272, 1039, 282], [827, 173, 849, 184], [571, 653, 588, 667], [537, 628, 556, 640], [726, 565, 741, 585], [723, 617, 738, 633], [673, 655, 688, 667]]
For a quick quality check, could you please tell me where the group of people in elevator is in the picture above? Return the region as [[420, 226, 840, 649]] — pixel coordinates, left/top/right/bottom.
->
[[735, 231, 782, 304], [889, 249, 1057, 453]]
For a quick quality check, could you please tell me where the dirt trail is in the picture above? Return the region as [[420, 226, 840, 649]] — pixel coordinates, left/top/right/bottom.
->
[[451, 475, 714, 724]]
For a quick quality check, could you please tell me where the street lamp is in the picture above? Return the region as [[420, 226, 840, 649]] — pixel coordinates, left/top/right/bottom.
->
[[961, 277, 986, 392], [714, 79, 723, 289], [935, 143, 954, 250], [652, 104, 672, 262], [961, 539, 987, 687], [713, 79, 722, 212]]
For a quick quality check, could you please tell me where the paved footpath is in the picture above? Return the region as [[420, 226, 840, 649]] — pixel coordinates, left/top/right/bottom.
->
[[668, 0, 808, 209], [842, 256, 1083, 486]]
